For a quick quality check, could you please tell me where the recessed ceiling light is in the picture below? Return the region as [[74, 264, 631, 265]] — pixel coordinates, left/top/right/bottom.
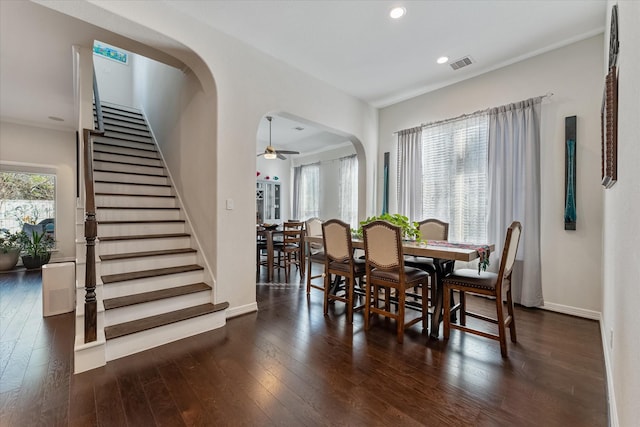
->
[[48, 116, 64, 122], [437, 56, 449, 65], [389, 7, 406, 19]]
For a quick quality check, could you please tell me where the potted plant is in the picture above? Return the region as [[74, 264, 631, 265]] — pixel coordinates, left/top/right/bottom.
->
[[18, 230, 54, 270], [354, 213, 421, 241], [0, 229, 22, 271]]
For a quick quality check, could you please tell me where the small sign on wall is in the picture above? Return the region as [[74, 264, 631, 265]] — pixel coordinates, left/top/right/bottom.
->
[[93, 40, 129, 65]]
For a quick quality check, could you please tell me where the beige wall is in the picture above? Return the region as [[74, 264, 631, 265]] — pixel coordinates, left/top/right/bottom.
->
[[602, 1, 640, 425], [0, 121, 77, 262], [379, 35, 605, 316]]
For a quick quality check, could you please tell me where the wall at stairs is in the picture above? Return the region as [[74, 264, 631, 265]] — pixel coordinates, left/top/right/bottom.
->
[[94, 52, 134, 106], [0, 122, 76, 261]]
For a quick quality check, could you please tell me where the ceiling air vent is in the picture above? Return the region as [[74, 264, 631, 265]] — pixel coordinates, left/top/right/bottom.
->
[[450, 56, 474, 70]]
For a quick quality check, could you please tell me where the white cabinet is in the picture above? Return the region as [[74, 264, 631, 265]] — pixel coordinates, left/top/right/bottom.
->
[[256, 181, 280, 223]]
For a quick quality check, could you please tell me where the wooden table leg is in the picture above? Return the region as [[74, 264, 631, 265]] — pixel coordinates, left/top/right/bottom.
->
[[429, 259, 455, 339]]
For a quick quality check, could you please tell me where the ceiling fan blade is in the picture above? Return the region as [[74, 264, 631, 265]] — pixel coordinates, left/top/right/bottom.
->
[[277, 153, 287, 160], [257, 153, 264, 157], [277, 150, 300, 155]]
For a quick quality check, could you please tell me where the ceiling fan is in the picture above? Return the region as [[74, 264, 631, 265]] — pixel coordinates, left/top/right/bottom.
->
[[257, 116, 300, 160]]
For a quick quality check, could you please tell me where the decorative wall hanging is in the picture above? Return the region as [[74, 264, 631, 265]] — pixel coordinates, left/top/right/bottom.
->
[[564, 116, 577, 230], [601, 4, 619, 189]]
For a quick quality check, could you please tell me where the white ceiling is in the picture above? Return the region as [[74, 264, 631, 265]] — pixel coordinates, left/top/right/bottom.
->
[[164, 0, 606, 107], [1, 1, 606, 155]]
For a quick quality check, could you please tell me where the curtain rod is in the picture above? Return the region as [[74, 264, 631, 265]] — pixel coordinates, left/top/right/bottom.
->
[[393, 92, 554, 135]]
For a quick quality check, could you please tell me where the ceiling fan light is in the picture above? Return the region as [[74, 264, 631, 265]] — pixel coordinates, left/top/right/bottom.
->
[[264, 152, 277, 160]]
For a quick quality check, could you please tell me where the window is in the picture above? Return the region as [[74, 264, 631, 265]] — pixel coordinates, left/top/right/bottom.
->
[[0, 171, 56, 239], [293, 163, 320, 220], [421, 115, 488, 243], [338, 155, 358, 228]]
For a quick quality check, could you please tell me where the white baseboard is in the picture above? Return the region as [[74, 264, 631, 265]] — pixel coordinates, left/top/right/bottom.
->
[[540, 302, 600, 320], [226, 302, 258, 319], [599, 314, 618, 427]]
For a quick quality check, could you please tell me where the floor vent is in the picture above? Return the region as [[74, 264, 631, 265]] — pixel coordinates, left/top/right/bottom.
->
[[450, 56, 474, 70]]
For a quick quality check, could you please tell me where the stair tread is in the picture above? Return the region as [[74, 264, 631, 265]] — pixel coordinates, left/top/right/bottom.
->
[[94, 159, 163, 168], [103, 282, 210, 310], [95, 192, 176, 198], [104, 302, 228, 340], [95, 180, 171, 188], [102, 264, 204, 284], [98, 219, 184, 224], [94, 168, 167, 178], [93, 148, 159, 160], [100, 247, 196, 261], [94, 141, 156, 153], [99, 233, 190, 241], [97, 206, 179, 210]]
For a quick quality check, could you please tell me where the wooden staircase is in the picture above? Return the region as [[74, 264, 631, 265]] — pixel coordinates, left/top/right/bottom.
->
[[74, 102, 226, 371]]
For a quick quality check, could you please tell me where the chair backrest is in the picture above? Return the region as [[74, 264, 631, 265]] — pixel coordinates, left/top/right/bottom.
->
[[322, 219, 351, 263], [418, 218, 449, 241], [305, 217, 324, 251], [283, 221, 304, 246], [362, 220, 402, 270], [498, 221, 522, 282]]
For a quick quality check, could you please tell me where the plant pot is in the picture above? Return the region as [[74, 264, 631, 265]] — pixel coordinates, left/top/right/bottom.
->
[[0, 249, 21, 271], [21, 252, 51, 270]]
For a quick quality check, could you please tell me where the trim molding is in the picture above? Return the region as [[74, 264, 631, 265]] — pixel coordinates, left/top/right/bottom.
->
[[600, 313, 618, 427], [226, 302, 258, 319], [540, 302, 600, 320]]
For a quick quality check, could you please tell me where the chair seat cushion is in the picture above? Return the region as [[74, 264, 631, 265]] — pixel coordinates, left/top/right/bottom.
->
[[403, 256, 436, 272], [444, 269, 498, 290], [329, 259, 366, 275], [370, 266, 428, 285]]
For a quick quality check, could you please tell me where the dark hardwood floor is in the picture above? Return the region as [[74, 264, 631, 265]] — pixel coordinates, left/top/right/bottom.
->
[[0, 267, 607, 426]]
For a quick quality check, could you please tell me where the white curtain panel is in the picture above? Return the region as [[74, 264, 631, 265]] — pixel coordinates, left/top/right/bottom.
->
[[487, 97, 543, 307], [338, 155, 358, 228], [294, 163, 320, 221], [396, 127, 423, 222]]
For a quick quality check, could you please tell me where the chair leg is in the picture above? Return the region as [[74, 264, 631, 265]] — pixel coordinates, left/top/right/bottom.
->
[[323, 272, 330, 316], [495, 295, 508, 357], [364, 280, 372, 330], [346, 277, 354, 323], [460, 291, 466, 326], [397, 289, 405, 344], [443, 284, 451, 340], [421, 279, 428, 332], [506, 287, 517, 343]]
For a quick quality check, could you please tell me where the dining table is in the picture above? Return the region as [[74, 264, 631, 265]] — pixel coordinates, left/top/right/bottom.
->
[[304, 234, 494, 339]]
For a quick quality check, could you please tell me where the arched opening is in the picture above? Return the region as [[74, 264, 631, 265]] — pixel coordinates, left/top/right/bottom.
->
[[255, 112, 366, 228]]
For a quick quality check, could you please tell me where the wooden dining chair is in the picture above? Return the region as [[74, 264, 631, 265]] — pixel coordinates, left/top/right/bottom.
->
[[305, 217, 325, 294], [443, 221, 522, 357], [322, 219, 366, 322], [275, 221, 304, 282], [362, 220, 430, 343], [405, 218, 450, 307]]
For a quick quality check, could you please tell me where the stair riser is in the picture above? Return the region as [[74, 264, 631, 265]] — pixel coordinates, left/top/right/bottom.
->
[[99, 236, 192, 254], [98, 222, 185, 237], [101, 131, 152, 144], [100, 105, 144, 117], [94, 161, 165, 176], [100, 253, 198, 275], [94, 171, 168, 186], [102, 270, 205, 299], [94, 182, 173, 196], [102, 125, 151, 138], [94, 137, 155, 152], [96, 195, 177, 208], [105, 310, 225, 362], [97, 209, 180, 222], [94, 143, 158, 158], [94, 151, 163, 167], [105, 291, 212, 326], [98, 118, 148, 132]]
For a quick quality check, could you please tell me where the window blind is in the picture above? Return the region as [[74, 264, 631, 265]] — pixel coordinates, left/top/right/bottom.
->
[[421, 114, 488, 243]]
